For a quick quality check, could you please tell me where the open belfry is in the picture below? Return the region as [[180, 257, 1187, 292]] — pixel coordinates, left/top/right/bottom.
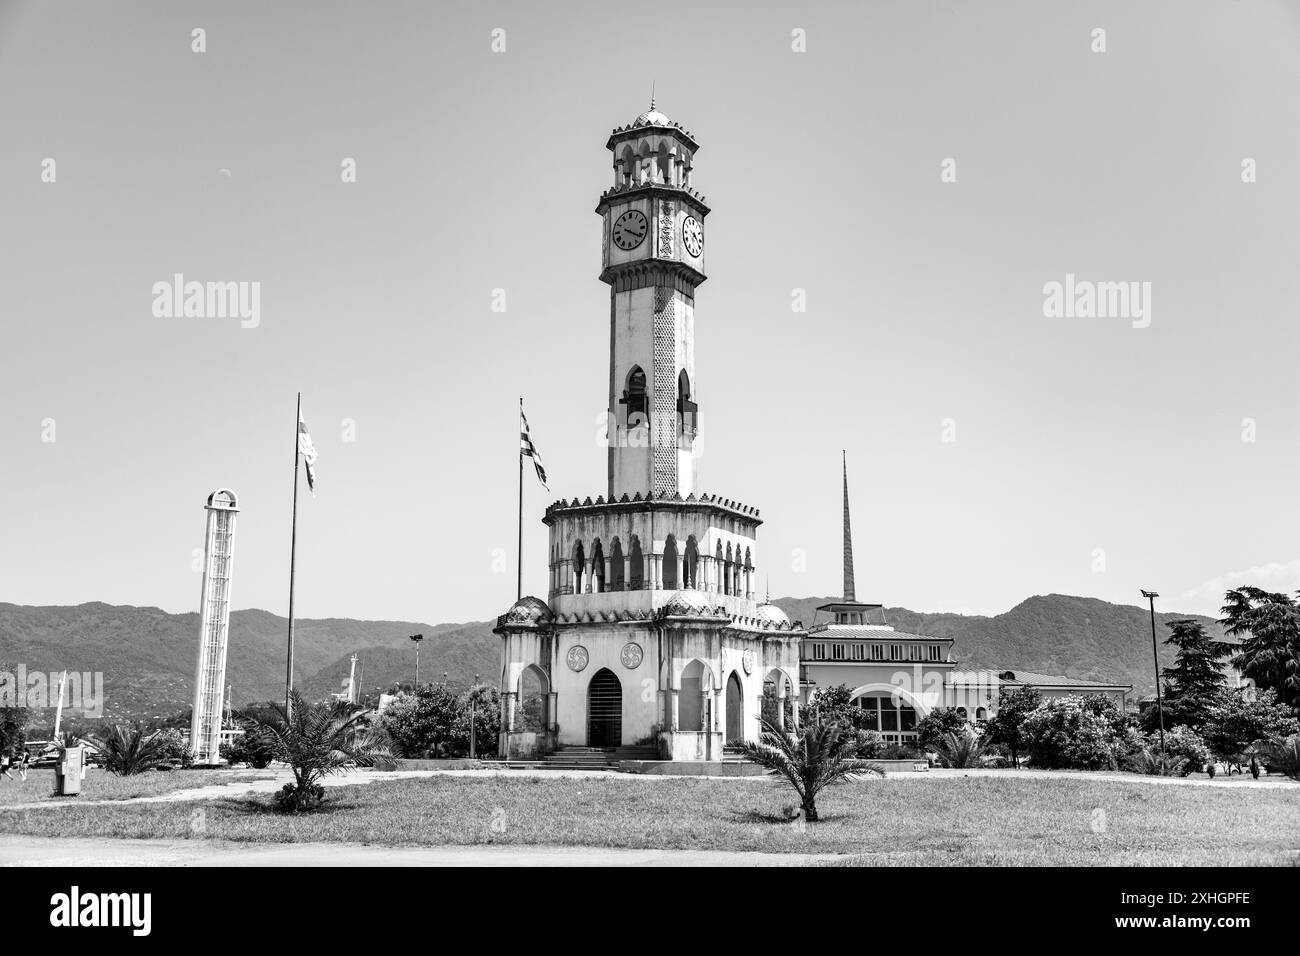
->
[[495, 102, 805, 762]]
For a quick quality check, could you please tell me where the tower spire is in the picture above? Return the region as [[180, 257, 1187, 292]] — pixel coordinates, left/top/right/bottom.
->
[[842, 451, 856, 601], [650, 80, 656, 111]]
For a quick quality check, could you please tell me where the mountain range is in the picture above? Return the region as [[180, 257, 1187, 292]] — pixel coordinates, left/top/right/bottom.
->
[[0, 594, 1229, 720]]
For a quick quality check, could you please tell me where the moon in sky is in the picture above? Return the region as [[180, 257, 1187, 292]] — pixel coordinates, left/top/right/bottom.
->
[[218, 168, 232, 179]]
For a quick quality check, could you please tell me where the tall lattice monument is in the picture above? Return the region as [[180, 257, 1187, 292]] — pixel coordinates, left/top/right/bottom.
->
[[190, 489, 238, 764]]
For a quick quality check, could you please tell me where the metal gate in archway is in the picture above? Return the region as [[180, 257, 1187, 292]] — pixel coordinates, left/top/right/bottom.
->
[[587, 668, 622, 747]]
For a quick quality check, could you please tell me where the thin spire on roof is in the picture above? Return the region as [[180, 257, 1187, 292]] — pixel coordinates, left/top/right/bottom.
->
[[650, 80, 656, 112], [842, 450, 856, 602]]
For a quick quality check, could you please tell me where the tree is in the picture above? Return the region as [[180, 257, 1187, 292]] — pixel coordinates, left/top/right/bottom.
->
[[913, 708, 969, 750], [221, 726, 277, 768], [1156, 619, 1227, 729], [452, 684, 500, 757], [251, 691, 394, 811], [0, 705, 29, 760], [1202, 687, 1300, 766], [1156, 725, 1210, 775], [379, 684, 464, 758], [738, 719, 882, 822], [1020, 695, 1141, 771], [983, 686, 1041, 767], [1220, 587, 1300, 712], [929, 729, 991, 768], [92, 725, 177, 775], [1125, 746, 1190, 777]]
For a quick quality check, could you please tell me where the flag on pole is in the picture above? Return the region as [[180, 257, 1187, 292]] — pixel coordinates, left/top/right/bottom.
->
[[298, 412, 319, 494], [519, 399, 548, 489]]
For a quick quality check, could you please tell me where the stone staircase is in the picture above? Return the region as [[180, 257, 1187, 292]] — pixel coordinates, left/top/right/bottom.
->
[[501, 744, 658, 771], [721, 743, 749, 763]]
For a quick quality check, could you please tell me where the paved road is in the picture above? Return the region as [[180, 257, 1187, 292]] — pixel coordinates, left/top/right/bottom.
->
[[0, 835, 835, 867]]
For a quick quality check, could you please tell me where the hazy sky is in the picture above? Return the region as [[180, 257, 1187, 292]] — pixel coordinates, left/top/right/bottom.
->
[[2, 0, 1298, 624]]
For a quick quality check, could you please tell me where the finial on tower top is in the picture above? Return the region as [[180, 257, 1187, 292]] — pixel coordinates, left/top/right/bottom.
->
[[650, 80, 656, 111], [842, 451, 856, 602]]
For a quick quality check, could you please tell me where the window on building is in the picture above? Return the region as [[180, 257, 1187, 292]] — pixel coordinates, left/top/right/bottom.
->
[[851, 644, 865, 661], [907, 645, 921, 661], [890, 644, 902, 661], [899, 705, 916, 732], [623, 366, 648, 427], [832, 644, 845, 661], [812, 643, 826, 661], [677, 369, 697, 441], [871, 644, 883, 660], [927, 645, 941, 661], [857, 697, 880, 730]]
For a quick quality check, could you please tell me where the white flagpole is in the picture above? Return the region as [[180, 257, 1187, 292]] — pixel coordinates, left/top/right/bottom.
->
[[285, 392, 301, 718]]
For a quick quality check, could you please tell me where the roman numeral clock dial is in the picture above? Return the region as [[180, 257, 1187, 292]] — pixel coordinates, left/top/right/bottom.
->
[[612, 210, 648, 250]]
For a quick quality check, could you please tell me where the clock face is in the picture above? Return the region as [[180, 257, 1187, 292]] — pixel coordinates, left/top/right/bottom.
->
[[612, 210, 648, 251], [681, 216, 703, 257]]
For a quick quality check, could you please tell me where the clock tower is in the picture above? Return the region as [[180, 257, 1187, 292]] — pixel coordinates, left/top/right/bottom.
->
[[493, 102, 804, 764], [597, 101, 708, 499]]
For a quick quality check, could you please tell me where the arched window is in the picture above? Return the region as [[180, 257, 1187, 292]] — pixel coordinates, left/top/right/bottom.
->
[[975, 707, 988, 721], [572, 541, 585, 594], [677, 370, 697, 443], [591, 539, 605, 593], [679, 660, 711, 731], [609, 537, 625, 591], [623, 366, 648, 430], [629, 535, 644, 590], [684, 536, 699, 589], [663, 535, 679, 590], [517, 665, 549, 732]]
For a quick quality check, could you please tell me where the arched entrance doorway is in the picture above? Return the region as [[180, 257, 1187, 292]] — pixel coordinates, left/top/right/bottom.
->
[[587, 668, 622, 747], [725, 671, 744, 743]]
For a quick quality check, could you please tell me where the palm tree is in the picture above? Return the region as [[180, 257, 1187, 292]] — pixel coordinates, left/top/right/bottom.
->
[[739, 719, 882, 822], [91, 725, 174, 776], [1125, 746, 1190, 777], [251, 690, 394, 811], [929, 729, 991, 768]]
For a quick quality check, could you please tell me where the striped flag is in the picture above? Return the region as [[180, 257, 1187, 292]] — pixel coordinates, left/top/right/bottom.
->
[[519, 399, 548, 489], [298, 412, 318, 494]]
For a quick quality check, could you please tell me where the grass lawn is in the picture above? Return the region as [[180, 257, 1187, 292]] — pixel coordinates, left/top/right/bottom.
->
[[0, 767, 277, 806], [1, 773, 1297, 864]]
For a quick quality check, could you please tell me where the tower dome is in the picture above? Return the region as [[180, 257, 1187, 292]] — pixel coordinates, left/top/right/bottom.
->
[[755, 602, 790, 626], [633, 106, 671, 127], [496, 595, 553, 630], [662, 589, 716, 616]]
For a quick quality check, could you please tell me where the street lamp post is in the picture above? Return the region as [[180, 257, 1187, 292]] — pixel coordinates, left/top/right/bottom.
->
[[1140, 590, 1166, 759], [409, 634, 423, 691]]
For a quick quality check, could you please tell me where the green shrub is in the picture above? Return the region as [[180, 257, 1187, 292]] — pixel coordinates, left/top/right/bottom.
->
[[1263, 734, 1300, 779], [1021, 695, 1139, 770], [221, 728, 277, 768], [1159, 725, 1210, 775], [914, 708, 969, 750]]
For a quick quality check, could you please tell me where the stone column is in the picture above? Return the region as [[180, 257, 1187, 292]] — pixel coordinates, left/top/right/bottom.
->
[[774, 679, 786, 731], [669, 687, 679, 731], [603, 556, 611, 592]]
